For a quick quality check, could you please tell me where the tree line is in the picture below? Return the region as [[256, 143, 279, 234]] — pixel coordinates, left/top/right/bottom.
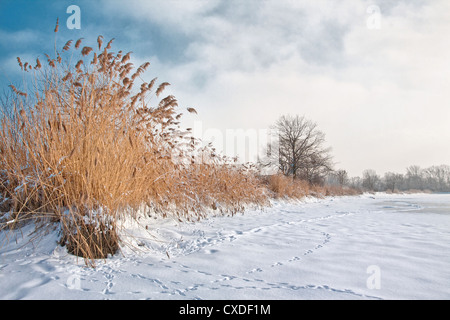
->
[[261, 114, 449, 193], [328, 165, 450, 193]]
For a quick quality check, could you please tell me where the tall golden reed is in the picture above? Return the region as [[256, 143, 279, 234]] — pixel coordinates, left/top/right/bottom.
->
[[0, 26, 268, 266]]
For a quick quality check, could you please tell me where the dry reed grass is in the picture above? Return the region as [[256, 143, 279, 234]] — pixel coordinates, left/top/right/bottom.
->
[[263, 174, 362, 200], [0, 27, 267, 266], [322, 185, 362, 197], [264, 174, 310, 199]]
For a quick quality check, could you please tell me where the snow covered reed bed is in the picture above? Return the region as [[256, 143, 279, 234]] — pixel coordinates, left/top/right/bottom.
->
[[0, 29, 268, 265], [1, 193, 449, 300]]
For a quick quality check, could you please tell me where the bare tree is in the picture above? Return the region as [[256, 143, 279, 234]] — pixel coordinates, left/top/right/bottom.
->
[[362, 169, 379, 191], [349, 176, 362, 190], [406, 165, 423, 190], [326, 169, 349, 187], [424, 165, 450, 191], [262, 114, 333, 184], [335, 169, 349, 187], [384, 172, 403, 192]]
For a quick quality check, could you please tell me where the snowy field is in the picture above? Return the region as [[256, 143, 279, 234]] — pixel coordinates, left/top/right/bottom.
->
[[0, 193, 449, 300]]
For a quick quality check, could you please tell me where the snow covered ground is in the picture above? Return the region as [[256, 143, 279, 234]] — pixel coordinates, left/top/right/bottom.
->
[[1, 193, 449, 300]]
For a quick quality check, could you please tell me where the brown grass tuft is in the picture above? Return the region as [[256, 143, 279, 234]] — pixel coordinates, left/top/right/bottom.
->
[[63, 40, 73, 51], [54, 18, 59, 33], [75, 38, 83, 50], [264, 174, 310, 199], [35, 58, 42, 69], [81, 46, 93, 57], [97, 35, 103, 50], [187, 107, 198, 115]]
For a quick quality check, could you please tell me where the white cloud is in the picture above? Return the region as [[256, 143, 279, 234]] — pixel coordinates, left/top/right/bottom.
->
[[0, 29, 43, 47], [99, 0, 450, 176]]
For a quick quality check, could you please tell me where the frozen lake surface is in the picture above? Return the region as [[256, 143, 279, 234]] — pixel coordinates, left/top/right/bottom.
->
[[1, 193, 449, 300]]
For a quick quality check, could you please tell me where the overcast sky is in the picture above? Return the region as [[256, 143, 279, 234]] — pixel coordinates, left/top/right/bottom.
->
[[1, 0, 449, 177]]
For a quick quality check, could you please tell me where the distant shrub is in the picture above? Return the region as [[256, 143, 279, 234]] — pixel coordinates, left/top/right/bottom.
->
[[264, 174, 310, 199]]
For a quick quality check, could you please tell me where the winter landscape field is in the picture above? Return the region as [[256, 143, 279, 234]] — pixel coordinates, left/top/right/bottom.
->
[[2, 0, 450, 305], [1, 192, 449, 300]]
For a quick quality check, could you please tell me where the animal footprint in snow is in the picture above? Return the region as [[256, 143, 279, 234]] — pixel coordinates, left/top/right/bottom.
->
[[271, 262, 283, 267], [102, 281, 114, 295], [247, 268, 263, 274]]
